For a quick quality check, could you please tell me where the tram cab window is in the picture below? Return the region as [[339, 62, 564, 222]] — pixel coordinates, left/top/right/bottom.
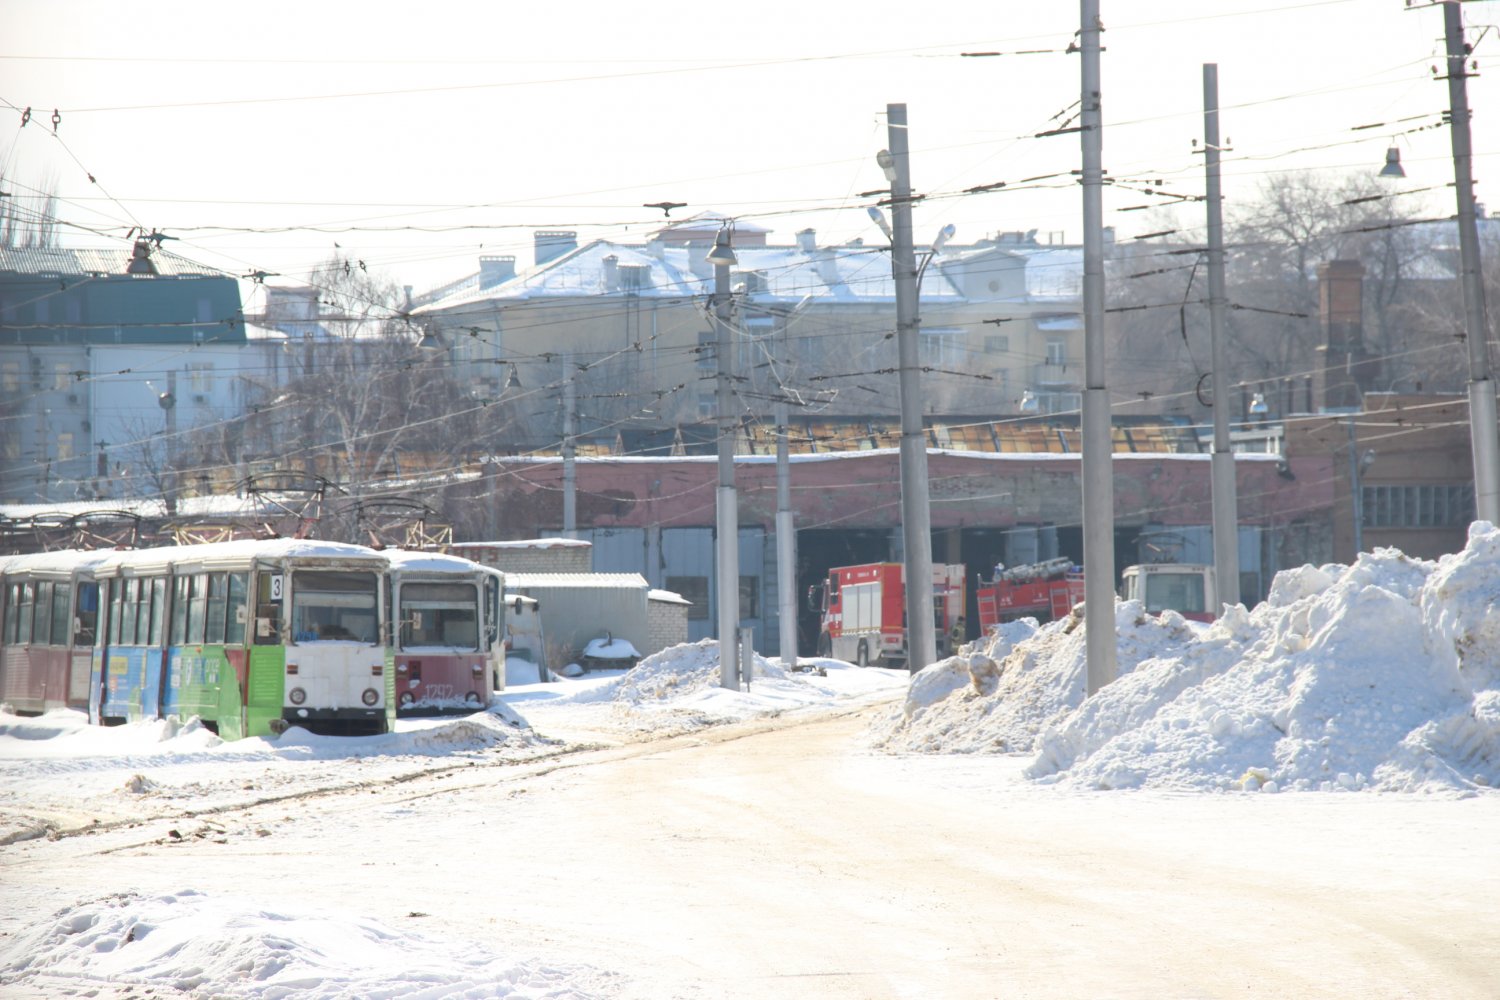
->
[[3, 583, 19, 643], [73, 582, 98, 646], [291, 570, 379, 644], [399, 582, 479, 649], [17, 581, 35, 644]]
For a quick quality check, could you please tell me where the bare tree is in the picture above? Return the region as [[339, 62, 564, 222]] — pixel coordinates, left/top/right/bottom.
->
[[0, 153, 60, 249]]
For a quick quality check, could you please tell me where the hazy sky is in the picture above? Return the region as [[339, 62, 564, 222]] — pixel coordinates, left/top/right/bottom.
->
[[3, 0, 1496, 307]]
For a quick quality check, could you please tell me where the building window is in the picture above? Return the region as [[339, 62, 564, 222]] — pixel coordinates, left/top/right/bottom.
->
[[920, 327, 964, 367], [53, 363, 70, 391], [56, 433, 74, 461], [3, 361, 19, 394], [188, 363, 214, 394], [666, 576, 709, 620], [1045, 339, 1067, 366], [1363, 484, 1473, 529], [984, 335, 1010, 353], [34, 298, 49, 324]]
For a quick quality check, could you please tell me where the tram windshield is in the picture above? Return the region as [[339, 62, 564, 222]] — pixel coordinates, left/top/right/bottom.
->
[[1142, 571, 1207, 615], [291, 570, 379, 643], [399, 582, 479, 649]]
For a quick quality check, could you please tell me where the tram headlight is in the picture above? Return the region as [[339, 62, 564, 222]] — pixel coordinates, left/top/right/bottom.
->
[[361, 687, 380, 706], [465, 691, 482, 704], [287, 687, 307, 706], [399, 692, 414, 707]]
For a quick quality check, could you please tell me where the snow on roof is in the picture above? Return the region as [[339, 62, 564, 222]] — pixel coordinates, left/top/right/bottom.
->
[[381, 549, 487, 574], [415, 238, 964, 312], [90, 538, 386, 573], [453, 538, 592, 550], [504, 572, 649, 590], [648, 589, 692, 605]]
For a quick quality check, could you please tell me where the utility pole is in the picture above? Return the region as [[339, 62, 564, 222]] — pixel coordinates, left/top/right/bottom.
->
[[885, 102, 937, 675], [775, 318, 798, 667], [1079, 1, 1117, 695], [161, 370, 178, 517], [1203, 63, 1241, 609], [709, 228, 740, 689], [1441, 0, 1500, 524], [562, 353, 577, 538]]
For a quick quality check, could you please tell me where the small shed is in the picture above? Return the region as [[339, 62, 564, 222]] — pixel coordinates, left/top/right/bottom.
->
[[646, 588, 692, 653]]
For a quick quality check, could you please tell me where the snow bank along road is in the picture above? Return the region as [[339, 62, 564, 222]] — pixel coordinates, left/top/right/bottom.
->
[[4, 705, 1498, 1000]]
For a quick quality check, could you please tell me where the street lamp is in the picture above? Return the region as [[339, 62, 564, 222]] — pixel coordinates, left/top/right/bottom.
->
[[709, 225, 740, 689]]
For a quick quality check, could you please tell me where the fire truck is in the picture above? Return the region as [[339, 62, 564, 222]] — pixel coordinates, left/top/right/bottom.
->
[[810, 562, 966, 667], [975, 557, 1084, 630]]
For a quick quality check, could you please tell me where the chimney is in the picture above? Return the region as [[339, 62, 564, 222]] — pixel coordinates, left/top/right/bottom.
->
[[1315, 260, 1374, 411], [479, 255, 517, 289], [534, 230, 577, 266], [796, 228, 817, 253], [602, 254, 620, 291]]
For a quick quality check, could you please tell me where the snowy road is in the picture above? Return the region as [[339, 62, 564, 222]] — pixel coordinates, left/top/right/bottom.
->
[[4, 702, 1498, 1000]]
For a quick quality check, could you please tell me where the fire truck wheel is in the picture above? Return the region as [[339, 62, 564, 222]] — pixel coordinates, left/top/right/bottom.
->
[[856, 640, 870, 668]]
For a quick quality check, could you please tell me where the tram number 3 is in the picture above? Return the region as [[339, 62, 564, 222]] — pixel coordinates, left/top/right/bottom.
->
[[269, 575, 284, 601]]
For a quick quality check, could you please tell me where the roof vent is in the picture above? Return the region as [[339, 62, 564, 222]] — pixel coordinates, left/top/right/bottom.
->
[[534, 230, 577, 266], [479, 256, 517, 289]]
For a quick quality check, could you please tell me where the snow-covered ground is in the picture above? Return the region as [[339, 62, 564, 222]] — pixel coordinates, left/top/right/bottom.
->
[[3, 526, 1500, 997]]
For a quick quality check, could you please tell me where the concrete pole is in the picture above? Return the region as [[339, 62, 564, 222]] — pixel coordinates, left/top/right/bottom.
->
[[1079, 0, 1117, 694], [887, 102, 937, 675], [1204, 64, 1241, 609], [562, 353, 577, 538], [713, 229, 740, 689], [1442, 1, 1500, 525], [775, 323, 799, 667]]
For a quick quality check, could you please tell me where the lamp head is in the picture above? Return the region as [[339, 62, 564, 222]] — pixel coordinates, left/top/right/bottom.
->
[[876, 149, 897, 182], [1379, 146, 1406, 179], [706, 230, 737, 267]]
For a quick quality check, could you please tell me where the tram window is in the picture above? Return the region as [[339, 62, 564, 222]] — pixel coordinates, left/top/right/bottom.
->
[[226, 573, 249, 646], [107, 579, 123, 645], [254, 573, 282, 645], [187, 573, 208, 644], [292, 570, 379, 644], [400, 582, 479, 649], [73, 582, 98, 646], [3, 583, 18, 643], [149, 578, 167, 646], [134, 578, 155, 645], [34, 582, 53, 645], [17, 581, 35, 644], [171, 575, 190, 645], [50, 582, 71, 646], [206, 573, 228, 645], [120, 579, 139, 645]]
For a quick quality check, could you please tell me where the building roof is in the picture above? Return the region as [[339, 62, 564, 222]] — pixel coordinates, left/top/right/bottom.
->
[[504, 572, 650, 590], [0, 246, 226, 279]]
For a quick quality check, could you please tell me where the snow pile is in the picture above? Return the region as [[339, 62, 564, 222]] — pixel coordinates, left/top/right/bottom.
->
[[0, 890, 618, 999], [582, 634, 641, 661], [876, 525, 1500, 794]]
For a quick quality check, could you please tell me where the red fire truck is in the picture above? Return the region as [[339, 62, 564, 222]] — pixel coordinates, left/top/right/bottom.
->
[[975, 557, 1084, 630], [811, 562, 965, 667]]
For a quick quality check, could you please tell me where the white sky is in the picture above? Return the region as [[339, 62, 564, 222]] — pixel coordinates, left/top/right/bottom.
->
[[2, 0, 1497, 308]]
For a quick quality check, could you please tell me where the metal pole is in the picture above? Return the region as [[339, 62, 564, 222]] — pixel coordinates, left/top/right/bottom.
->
[[1079, 1, 1117, 694], [1347, 415, 1365, 558], [887, 102, 937, 675], [713, 229, 740, 689], [1204, 64, 1241, 609], [1442, 1, 1500, 525], [562, 353, 577, 538], [775, 322, 799, 667]]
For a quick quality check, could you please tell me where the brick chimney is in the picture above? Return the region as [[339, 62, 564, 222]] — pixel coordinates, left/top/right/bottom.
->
[[1315, 260, 1377, 410]]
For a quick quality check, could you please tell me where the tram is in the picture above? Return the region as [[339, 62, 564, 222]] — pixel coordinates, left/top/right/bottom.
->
[[85, 539, 395, 738], [0, 549, 109, 714], [385, 549, 504, 715]]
